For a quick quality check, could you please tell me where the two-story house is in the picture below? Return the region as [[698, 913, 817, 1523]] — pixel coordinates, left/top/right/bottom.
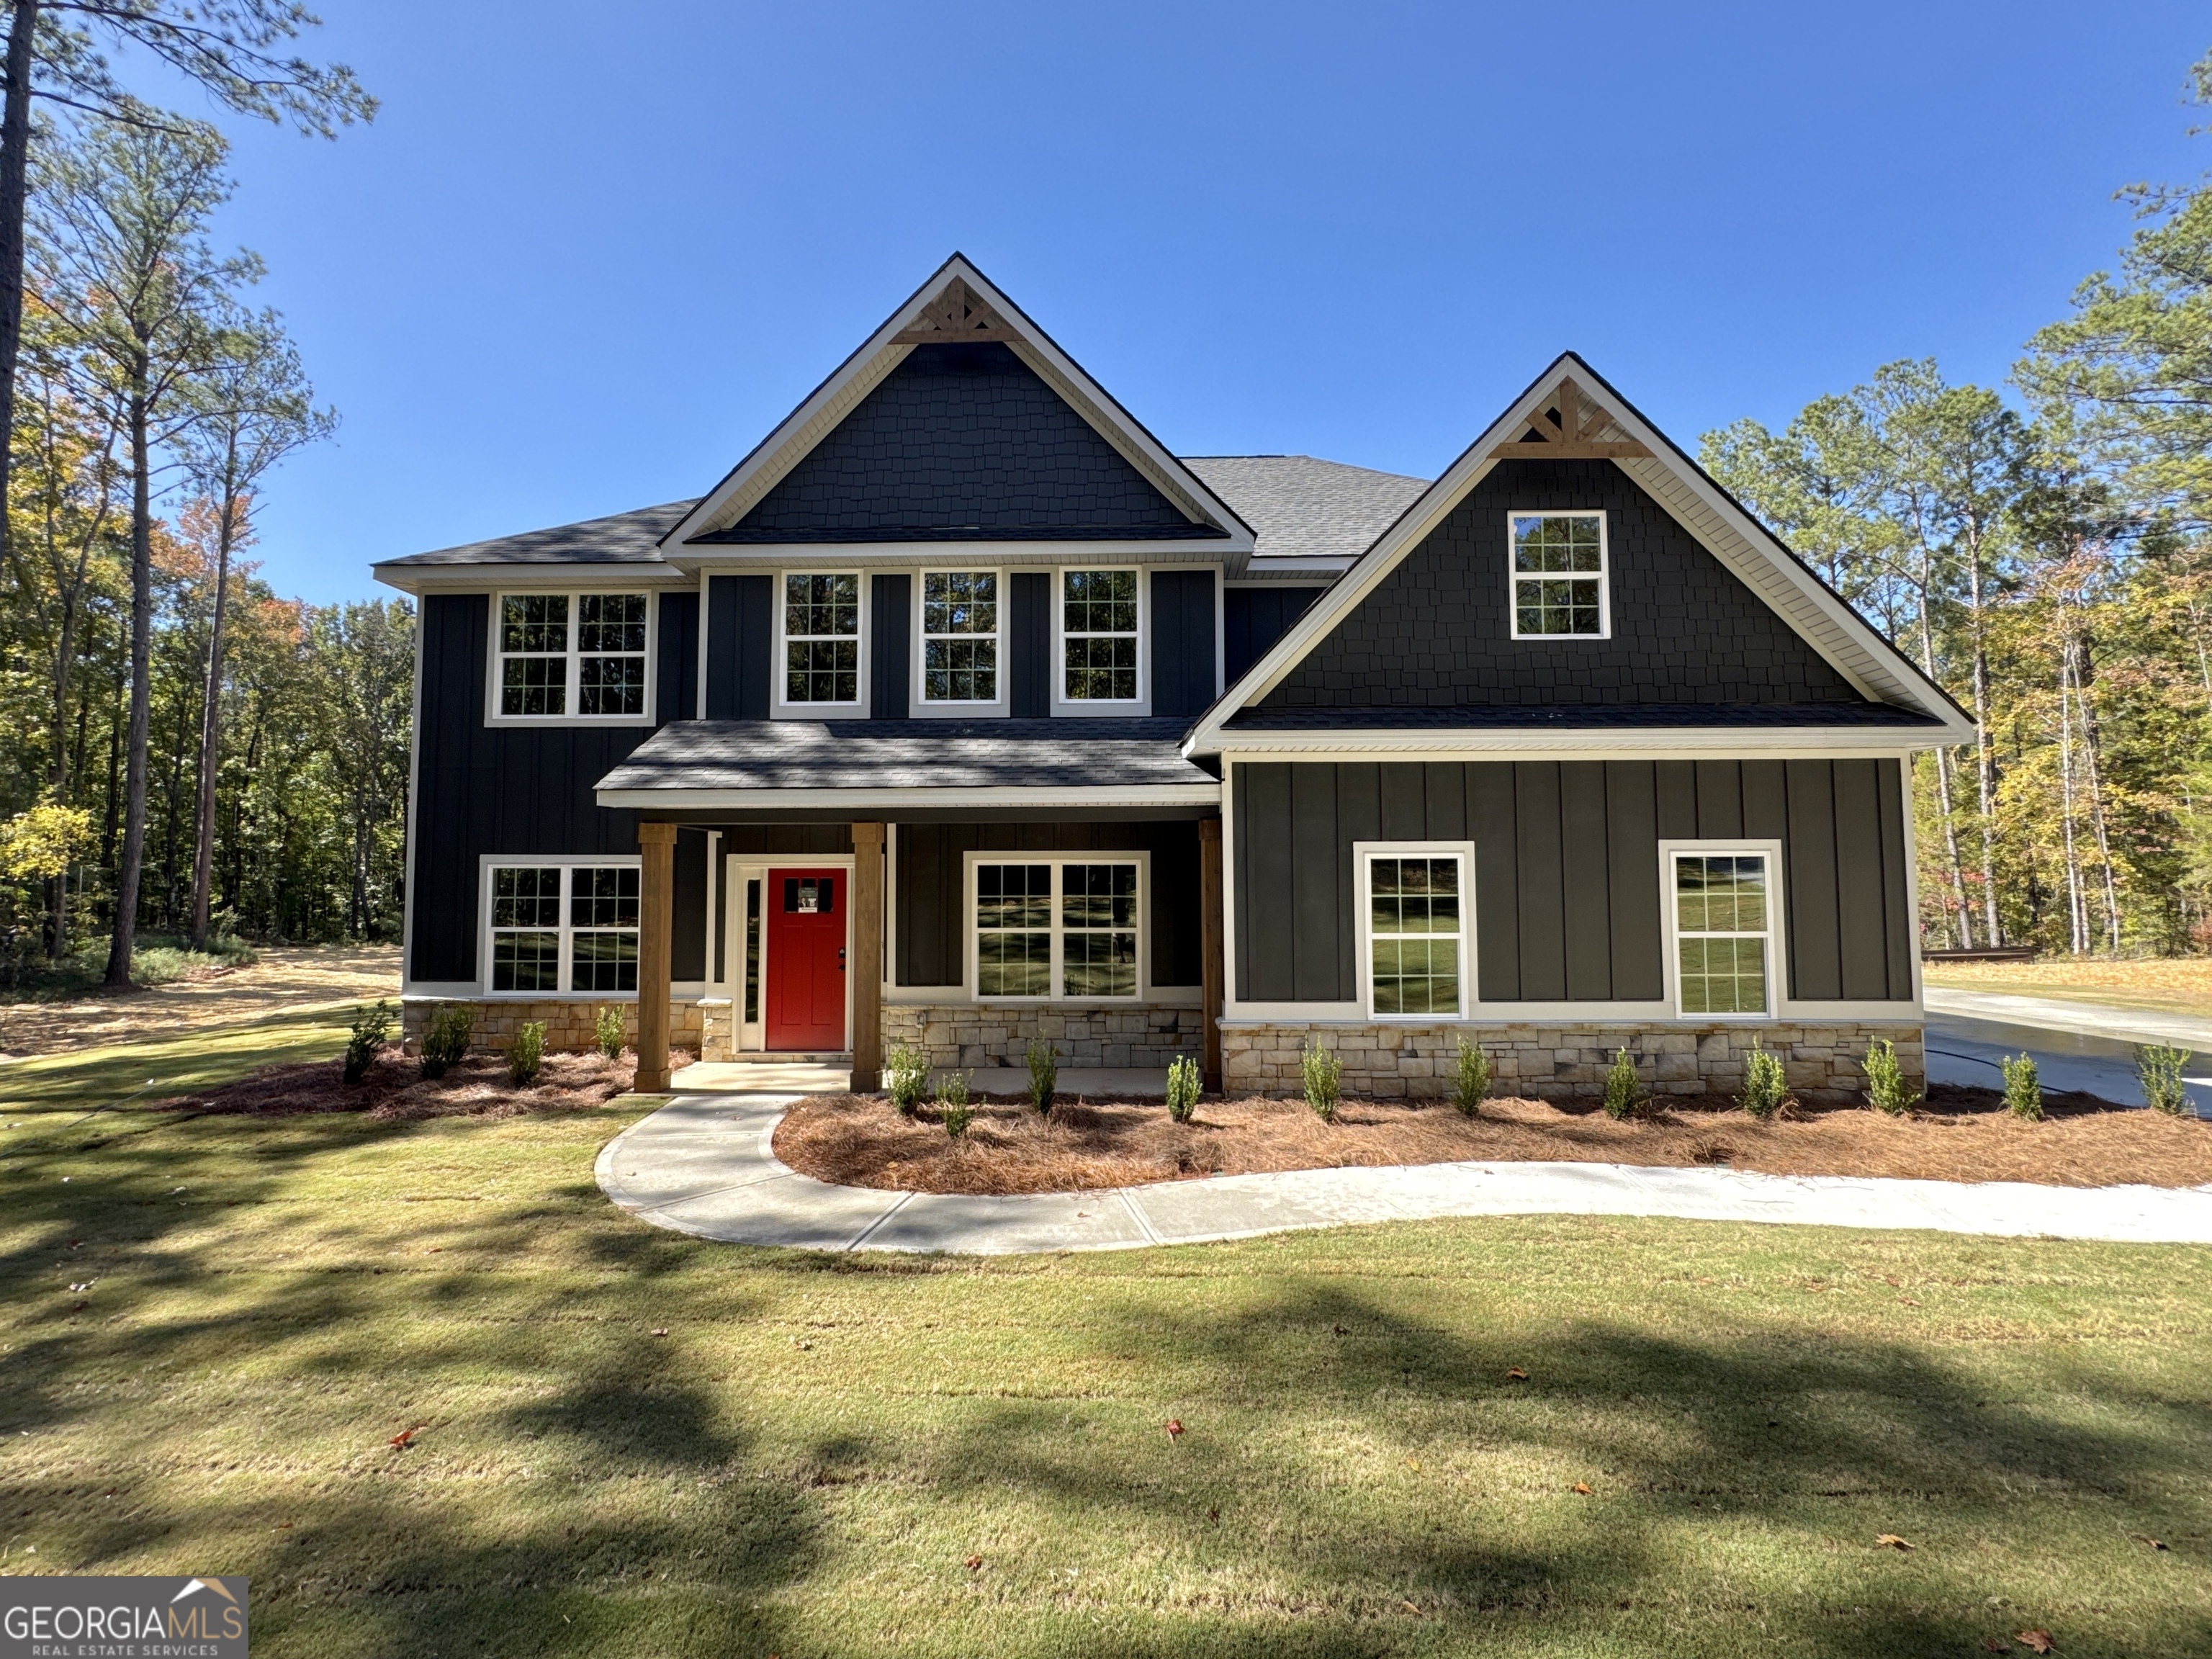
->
[[373, 256, 1969, 1098]]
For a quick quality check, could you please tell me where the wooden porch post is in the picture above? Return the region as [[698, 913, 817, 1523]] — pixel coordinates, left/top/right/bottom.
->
[[636, 822, 677, 1092], [850, 822, 885, 1092], [1199, 817, 1224, 1092]]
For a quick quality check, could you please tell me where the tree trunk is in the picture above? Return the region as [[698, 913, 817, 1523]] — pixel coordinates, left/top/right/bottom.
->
[[189, 504, 235, 949], [2056, 658, 2087, 955], [0, 0, 38, 567], [2069, 628, 2125, 953], [1966, 547, 2002, 946], [1915, 601, 1974, 948], [103, 386, 152, 987]]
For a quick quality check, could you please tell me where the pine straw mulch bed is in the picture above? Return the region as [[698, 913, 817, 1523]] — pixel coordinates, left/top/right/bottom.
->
[[152, 1047, 691, 1123], [771, 1083, 2212, 1195]]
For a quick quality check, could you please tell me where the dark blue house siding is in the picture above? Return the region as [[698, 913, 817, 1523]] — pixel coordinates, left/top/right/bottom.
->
[[1148, 569, 1218, 718], [1010, 572, 1051, 716], [708, 343, 1212, 541], [1224, 584, 1326, 684], [704, 574, 772, 718], [1231, 758, 1912, 1007], [871, 572, 912, 719], [410, 592, 701, 985], [895, 820, 1202, 991], [1261, 459, 1862, 709]]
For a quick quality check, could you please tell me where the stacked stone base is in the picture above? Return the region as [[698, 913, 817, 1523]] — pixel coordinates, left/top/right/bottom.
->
[[400, 998, 704, 1057], [1221, 1020, 1923, 1105], [882, 1003, 1207, 1071]]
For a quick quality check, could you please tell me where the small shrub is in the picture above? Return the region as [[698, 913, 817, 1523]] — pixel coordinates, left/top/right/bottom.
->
[[1601, 1046, 1644, 1120], [940, 1071, 973, 1138], [1301, 1039, 1341, 1123], [419, 1003, 473, 1079], [1452, 1038, 1492, 1117], [942, 1101, 974, 1138], [343, 999, 392, 1084], [1026, 1035, 1058, 1113], [507, 1020, 546, 1086], [1738, 1040, 1786, 1122], [885, 1042, 930, 1115], [594, 1004, 626, 1060], [2138, 1043, 2193, 1116], [1862, 1037, 1917, 1116], [1165, 1054, 1200, 1123], [2000, 1051, 2042, 1120]]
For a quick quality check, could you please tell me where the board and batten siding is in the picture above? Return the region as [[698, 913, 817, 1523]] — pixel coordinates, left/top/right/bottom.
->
[[1231, 758, 1913, 1006]]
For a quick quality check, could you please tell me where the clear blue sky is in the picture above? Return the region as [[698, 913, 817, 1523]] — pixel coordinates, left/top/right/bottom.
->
[[115, 1, 2212, 603]]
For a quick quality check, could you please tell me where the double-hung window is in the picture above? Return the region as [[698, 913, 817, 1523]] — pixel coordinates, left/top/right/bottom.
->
[[1360, 849, 1468, 1017], [487, 862, 641, 993], [783, 573, 860, 704], [495, 593, 650, 718], [1509, 511, 1608, 638], [922, 571, 998, 703], [1670, 850, 1773, 1015], [1062, 570, 1139, 701], [974, 856, 1141, 999]]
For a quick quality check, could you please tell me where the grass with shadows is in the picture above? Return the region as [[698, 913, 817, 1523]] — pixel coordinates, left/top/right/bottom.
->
[[1, 1022, 2210, 1656]]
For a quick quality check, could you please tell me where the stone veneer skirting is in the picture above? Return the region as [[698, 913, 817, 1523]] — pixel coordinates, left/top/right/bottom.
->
[[882, 1002, 1208, 1071], [400, 998, 705, 1056], [1220, 1020, 1924, 1104]]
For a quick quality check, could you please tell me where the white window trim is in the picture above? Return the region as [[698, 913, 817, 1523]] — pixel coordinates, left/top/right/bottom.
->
[[1052, 565, 1150, 715], [1352, 840, 1476, 1020], [1658, 838, 1784, 1021], [913, 566, 1007, 714], [1506, 509, 1611, 641], [773, 570, 868, 715], [963, 849, 1149, 1003], [487, 589, 656, 727], [478, 854, 644, 999]]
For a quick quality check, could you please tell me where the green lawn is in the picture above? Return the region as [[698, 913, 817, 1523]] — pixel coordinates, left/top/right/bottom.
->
[[2, 1020, 2210, 1657]]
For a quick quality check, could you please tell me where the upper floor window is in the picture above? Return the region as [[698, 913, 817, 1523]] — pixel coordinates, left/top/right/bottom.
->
[[922, 570, 998, 703], [496, 592, 649, 719], [1063, 569, 1138, 701], [784, 573, 860, 704], [1509, 511, 1608, 639]]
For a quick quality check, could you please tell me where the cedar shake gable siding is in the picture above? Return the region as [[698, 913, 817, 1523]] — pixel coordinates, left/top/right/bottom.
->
[[1262, 458, 1863, 709], [696, 343, 1216, 543]]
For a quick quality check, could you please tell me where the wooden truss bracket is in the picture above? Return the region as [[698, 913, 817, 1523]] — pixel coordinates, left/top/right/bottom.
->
[[891, 277, 1018, 344], [1489, 378, 1654, 459]]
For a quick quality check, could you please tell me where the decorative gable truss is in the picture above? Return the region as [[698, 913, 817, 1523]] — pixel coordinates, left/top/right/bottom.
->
[[1183, 352, 1977, 757]]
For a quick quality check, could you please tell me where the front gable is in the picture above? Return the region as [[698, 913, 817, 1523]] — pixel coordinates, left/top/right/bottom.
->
[[694, 341, 1208, 543], [1260, 457, 1860, 709]]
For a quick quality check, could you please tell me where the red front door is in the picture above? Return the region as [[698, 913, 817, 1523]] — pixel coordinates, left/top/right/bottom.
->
[[765, 868, 847, 1051]]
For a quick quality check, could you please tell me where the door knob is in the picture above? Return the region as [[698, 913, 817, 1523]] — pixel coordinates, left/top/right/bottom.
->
[[837, 947, 846, 972]]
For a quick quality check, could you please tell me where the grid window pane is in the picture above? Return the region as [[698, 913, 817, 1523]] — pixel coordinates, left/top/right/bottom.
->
[[1511, 514, 1604, 637], [923, 637, 997, 703], [978, 863, 1053, 995], [577, 593, 647, 653], [1512, 514, 1604, 573], [572, 930, 639, 992], [1060, 862, 1139, 999], [579, 653, 645, 715], [500, 594, 569, 654], [570, 866, 640, 927], [785, 573, 859, 639], [1674, 854, 1770, 1014], [978, 930, 1052, 997], [923, 572, 997, 637], [786, 639, 858, 703], [977, 864, 1052, 929], [1514, 576, 1603, 637], [1062, 930, 1136, 999], [1061, 863, 1138, 929], [492, 930, 560, 992], [1063, 570, 1138, 701], [492, 867, 562, 928], [1370, 856, 1462, 1015], [501, 655, 566, 716], [1064, 634, 1138, 701]]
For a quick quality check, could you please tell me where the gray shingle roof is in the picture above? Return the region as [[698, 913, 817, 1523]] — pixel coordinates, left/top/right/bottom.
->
[[377, 500, 698, 568], [1182, 455, 1428, 562], [596, 719, 1215, 793]]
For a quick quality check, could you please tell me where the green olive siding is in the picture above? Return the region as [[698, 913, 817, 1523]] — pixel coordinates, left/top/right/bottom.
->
[[1231, 758, 1913, 1005]]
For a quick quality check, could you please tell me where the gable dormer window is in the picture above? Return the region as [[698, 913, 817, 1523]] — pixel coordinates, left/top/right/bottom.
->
[[1062, 569, 1139, 701], [1509, 511, 1609, 639], [783, 573, 861, 704], [495, 591, 650, 721]]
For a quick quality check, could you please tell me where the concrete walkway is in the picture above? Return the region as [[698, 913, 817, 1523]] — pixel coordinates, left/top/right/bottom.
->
[[1923, 989, 2212, 1115], [596, 1091, 2212, 1254]]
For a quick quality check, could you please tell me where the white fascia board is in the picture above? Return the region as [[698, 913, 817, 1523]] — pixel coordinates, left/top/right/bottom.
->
[[593, 783, 1222, 811], [1209, 729, 1944, 760], [669, 541, 1233, 575], [1182, 351, 1978, 756], [660, 256, 1255, 559], [1226, 559, 1354, 584], [373, 562, 685, 596]]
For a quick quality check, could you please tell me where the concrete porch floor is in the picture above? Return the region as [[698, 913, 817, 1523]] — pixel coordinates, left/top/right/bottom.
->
[[668, 1061, 1175, 1097]]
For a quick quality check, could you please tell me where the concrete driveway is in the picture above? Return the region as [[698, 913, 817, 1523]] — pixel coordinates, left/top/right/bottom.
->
[[1923, 989, 2212, 1115]]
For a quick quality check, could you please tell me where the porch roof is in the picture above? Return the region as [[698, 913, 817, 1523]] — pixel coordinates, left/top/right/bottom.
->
[[595, 719, 1220, 811]]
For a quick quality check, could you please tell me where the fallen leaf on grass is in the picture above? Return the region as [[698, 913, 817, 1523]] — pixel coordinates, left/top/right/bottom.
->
[[1401, 1601, 1422, 1615], [651, 1328, 669, 1338], [1505, 1367, 1529, 1382], [1874, 1534, 1912, 1550], [964, 1555, 983, 1571], [1165, 1419, 1184, 1439], [2133, 1534, 2168, 1550], [1897, 1297, 1921, 1306], [2015, 1634, 2055, 1655], [1571, 1483, 1593, 1495], [389, 1424, 426, 1449]]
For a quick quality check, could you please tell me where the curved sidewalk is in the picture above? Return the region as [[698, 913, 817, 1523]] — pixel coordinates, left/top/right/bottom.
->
[[596, 1092, 2212, 1255]]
